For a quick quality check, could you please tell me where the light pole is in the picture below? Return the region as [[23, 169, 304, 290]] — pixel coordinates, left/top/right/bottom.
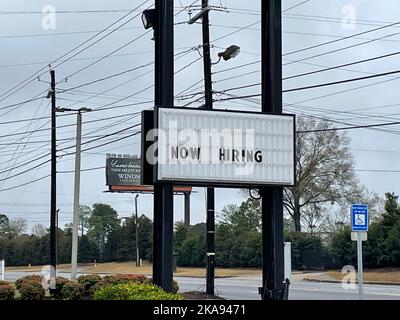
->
[[56, 106, 92, 280], [135, 194, 140, 267]]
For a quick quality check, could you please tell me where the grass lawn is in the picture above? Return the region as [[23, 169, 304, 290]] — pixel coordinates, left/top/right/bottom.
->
[[80, 261, 262, 277], [5, 264, 71, 272], [6, 261, 262, 277]]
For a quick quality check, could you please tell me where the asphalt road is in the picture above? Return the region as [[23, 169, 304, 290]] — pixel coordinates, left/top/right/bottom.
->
[[4, 271, 400, 300], [176, 275, 400, 300]]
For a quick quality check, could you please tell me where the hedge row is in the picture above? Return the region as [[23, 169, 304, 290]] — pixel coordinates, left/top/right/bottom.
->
[[93, 283, 183, 300], [0, 281, 15, 300]]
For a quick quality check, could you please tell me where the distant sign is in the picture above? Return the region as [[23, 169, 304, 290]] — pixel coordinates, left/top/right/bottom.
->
[[351, 204, 368, 232], [106, 158, 141, 186]]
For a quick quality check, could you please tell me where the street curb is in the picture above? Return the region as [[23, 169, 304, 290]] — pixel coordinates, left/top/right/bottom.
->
[[303, 277, 400, 286]]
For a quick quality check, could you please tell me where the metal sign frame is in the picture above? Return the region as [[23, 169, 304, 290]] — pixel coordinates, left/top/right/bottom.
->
[[145, 106, 296, 188]]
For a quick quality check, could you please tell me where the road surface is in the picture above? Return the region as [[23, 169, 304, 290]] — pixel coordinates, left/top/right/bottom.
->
[[5, 271, 400, 300], [177, 275, 400, 300]]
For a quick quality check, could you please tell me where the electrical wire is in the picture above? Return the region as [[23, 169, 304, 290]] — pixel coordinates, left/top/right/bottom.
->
[[282, 0, 312, 13], [0, 0, 151, 104]]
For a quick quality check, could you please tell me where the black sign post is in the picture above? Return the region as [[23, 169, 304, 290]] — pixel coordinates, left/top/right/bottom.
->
[[259, 0, 288, 300], [152, 0, 174, 293]]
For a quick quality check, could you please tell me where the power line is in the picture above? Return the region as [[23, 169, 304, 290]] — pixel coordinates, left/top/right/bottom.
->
[[0, 0, 151, 104], [284, 13, 400, 28], [0, 9, 137, 14], [58, 30, 152, 83], [0, 126, 141, 187], [60, 61, 154, 93], [356, 169, 400, 173], [0, 174, 50, 193], [58, 166, 105, 174], [290, 74, 400, 105], [59, 45, 200, 109], [0, 95, 47, 112], [284, 68, 400, 93], [284, 20, 400, 57], [297, 121, 400, 134], [0, 111, 141, 139], [284, 50, 400, 80], [0, 126, 139, 181], [282, 0, 312, 13], [192, 67, 400, 99], [283, 29, 400, 67]]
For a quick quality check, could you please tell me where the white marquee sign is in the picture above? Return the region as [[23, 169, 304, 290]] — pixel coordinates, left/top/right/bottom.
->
[[153, 107, 295, 186]]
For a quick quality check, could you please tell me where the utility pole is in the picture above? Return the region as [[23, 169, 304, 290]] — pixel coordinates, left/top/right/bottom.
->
[[70, 110, 83, 280], [152, 0, 174, 292], [50, 69, 57, 290], [135, 194, 140, 267], [55, 107, 91, 280], [200, 0, 215, 296], [259, 0, 287, 300]]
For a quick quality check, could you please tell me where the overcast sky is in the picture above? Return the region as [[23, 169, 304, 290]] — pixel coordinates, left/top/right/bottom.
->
[[1, 0, 400, 232]]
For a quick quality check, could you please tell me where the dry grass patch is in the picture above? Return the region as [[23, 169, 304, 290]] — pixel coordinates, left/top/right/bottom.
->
[[80, 261, 261, 277], [327, 269, 400, 284]]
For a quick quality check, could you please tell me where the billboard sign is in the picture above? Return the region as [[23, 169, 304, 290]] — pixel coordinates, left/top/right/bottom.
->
[[147, 107, 295, 187], [106, 158, 141, 186]]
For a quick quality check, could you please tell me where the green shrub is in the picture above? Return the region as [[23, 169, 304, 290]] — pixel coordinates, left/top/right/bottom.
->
[[171, 279, 179, 294], [52, 276, 69, 299], [93, 283, 183, 300], [61, 282, 84, 300], [77, 274, 101, 295], [148, 278, 179, 294], [91, 274, 149, 295], [0, 283, 15, 300], [15, 275, 43, 291], [19, 280, 45, 300]]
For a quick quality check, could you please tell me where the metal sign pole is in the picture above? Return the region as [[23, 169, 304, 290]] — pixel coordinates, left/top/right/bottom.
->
[[260, 0, 286, 300], [152, 0, 174, 293], [357, 232, 364, 299], [0, 260, 4, 281]]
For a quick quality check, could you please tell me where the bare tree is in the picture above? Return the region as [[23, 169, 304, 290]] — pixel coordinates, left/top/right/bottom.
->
[[284, 117, 363, 232], [7, 218, 27, 239], [0, 213, 9, 239], [31, 224, 48, 237]]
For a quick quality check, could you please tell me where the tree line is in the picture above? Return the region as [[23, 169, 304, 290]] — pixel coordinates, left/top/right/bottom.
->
[[1, 118, 398, 269], [1, 192, 400, 269]]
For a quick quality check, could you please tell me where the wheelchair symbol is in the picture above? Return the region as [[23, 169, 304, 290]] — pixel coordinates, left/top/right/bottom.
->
[[355, 214, 365, 225]]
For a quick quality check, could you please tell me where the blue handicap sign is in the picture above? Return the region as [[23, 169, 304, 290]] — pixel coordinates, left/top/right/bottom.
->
[[351, 204, 368, 232]]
